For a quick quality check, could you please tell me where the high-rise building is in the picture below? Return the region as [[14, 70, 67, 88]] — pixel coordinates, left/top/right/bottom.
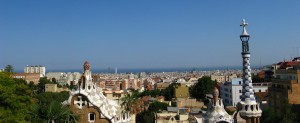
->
[[237, 19, 262, 123], [24, 65, 46, 77]]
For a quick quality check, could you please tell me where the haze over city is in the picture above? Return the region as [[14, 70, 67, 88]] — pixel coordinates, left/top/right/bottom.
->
[[1, 1, 300, 70]]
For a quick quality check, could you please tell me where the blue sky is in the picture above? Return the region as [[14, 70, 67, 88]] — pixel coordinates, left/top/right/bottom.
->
[[1, 1, 300, 70]]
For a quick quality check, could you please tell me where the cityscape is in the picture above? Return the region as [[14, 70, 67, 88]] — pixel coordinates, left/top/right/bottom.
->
[[1, 1, 300, 123]]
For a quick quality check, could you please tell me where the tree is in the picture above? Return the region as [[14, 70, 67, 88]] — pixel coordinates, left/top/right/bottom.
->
[[261, 104, 296, 123], [148, 101, 168, 113], [252, 74, 264, 83], [161, 82, 180, 101], [35, 92, 69, 105], [280, 104, 296, 123], [261, 108, 279, 123], [0, 72, 35, 122], [37, 77, 52, 93], [33, 92, 78, 123], [136, 110, 155, 123], [149, 89, 161, 97], [51, 78, 57, 83], [31, 101, 78, 123], [189, 76, 216, 100], [136, 101, 168, 123], [121, 92, 141, 114], [0, 72, 78, 122], [4, 65, 13, 73]]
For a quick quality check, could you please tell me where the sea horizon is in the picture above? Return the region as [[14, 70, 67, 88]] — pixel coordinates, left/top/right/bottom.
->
[[15, 66, 263, 74]]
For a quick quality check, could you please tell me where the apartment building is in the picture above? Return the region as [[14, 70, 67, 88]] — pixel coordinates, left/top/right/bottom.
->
[[24, 65, 46, 77], [220, 78, 269, 107]]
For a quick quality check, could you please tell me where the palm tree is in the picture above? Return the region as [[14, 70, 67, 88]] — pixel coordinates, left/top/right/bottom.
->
[[121, 91, 141, 114], [32, 101, 79, 123]]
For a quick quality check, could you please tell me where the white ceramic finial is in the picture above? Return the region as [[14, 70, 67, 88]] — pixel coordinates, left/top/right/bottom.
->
[[240, 19, 249, 36]]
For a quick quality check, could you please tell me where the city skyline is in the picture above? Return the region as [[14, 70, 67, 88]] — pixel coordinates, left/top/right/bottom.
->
[[1, 1, 300, 70]]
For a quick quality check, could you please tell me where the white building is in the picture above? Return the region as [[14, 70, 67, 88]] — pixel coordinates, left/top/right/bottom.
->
[[64, 61, 131, 123], [46, 72, 81, 85], [46, 72, 64, 80], [220, 78, 269, 107], [24, 65, 46, 77]]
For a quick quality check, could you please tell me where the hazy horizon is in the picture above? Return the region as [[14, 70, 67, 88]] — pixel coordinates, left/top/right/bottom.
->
[[13, 65, 264, 74]]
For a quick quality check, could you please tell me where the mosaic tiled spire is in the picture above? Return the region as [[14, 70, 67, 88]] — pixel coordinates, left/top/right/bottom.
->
[[240, 19, 256, 103], [238, 19, 262, 120]]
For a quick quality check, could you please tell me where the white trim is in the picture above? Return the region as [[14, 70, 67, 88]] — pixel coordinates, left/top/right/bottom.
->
[[88, 112, 96, 122]]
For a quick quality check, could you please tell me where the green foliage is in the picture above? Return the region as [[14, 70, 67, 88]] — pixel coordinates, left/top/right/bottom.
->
[[280, 104, 296, 123], [189, 76, 216, 100], [35, 92, 69, 106], [4, 65, 13, 73], [261, 108, 280, 123], [51, 78, 57, 83], [148, 101, 168, 113], [121, 92, 141, 114], [136, 110, 155, 123], [0, 72, 34, 122], [0, 71, 78, 123], [37, 77, 52, 93], [252, 74, 265, 83], [161, 82, 181, 101], [261, 104, 296, 123], [31, 100, 79, 123], [33, 92, 78, 122], [138, 89, 161, 97], [66, 84, 76, 90]]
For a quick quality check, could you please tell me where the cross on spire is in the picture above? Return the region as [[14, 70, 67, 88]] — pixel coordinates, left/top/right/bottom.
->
[[240, 19, 249, 36]]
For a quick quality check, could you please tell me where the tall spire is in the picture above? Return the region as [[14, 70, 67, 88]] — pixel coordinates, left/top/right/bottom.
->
[[238, 19, 262, 123], [240, 19, 255, 103]]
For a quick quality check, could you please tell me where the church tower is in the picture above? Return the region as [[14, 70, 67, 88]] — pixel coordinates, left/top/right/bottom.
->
[[238, 19, 262, 123]]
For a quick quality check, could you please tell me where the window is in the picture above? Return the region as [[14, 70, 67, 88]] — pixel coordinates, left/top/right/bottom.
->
[[89, 113, 96, 122], [259, 89, 261, 92], [239, 90, 241, 93], [239, 81, 241, 85]]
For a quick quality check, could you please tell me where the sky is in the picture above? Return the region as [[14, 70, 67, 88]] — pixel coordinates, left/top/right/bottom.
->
[[1, 1, 300, 71]]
